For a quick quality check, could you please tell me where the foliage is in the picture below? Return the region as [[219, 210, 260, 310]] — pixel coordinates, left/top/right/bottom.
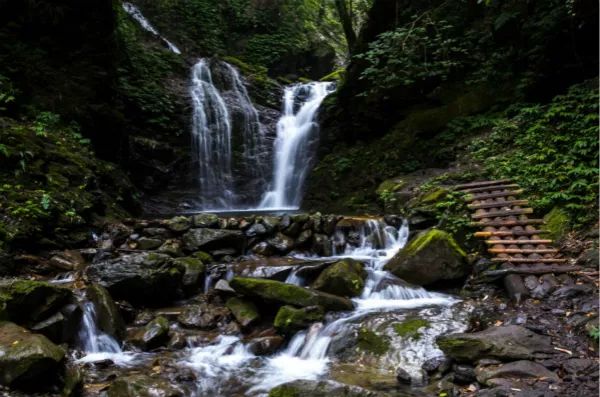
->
[[0, 74, 16, 112], [589, 326, 600, 342]]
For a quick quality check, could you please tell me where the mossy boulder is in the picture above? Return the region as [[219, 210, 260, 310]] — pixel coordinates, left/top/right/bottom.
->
[[86, 284, 125, 339], [172, 257, 205, 293], [0, 280, 72, 325], [225, 297, 260, 328], [107, 374, 186, 397], [192, 213, 219, 228], [268, 380, 385, 397], [229, 277, 353, 311], [356, 328, 390, 356], [129, 316, 170, 350], [182, 228, 245, 253], [274, 305, 324, 334], [384, 229, 468, 286], [542, 207, 571, 241], [393, 317, 430, 340], [437, 325, 553, 363], [0, 321, 65, 389], [166, 216, 192, 233], [311, 259, 366, 297]]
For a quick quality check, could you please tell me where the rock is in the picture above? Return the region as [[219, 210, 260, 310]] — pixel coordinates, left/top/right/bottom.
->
[[503, 274, 528, 303], [274, 305, 324, 334], [192, 213, 219, 228], [393, 317, 430, 340], [356, 328, 390, 355], [49, 250, 85, 271], [453, 364, 476, 384], [247, 335, 285, 355], [552, 283, 593, 299], [396, 367, 412, 384], [143, 227, 171, 238], [311, 259, 366, 297], [107, 374, 186, 397], [577, 248, 600, 269], [229, 277, 354, 311], [214, 279, 236, 294], [542, 207, 570, 241], [85, 253, 183, 305], [262, 216, 281, 232], [283, 220, 303, 237], [530, 274, 559, 299], [437, 325, 553, 363], [252, 241, 276, 256], [0, 322, 65, 389], [267, 233, 295, 254], [182, 228, 245, 253], [562, 358, 598, 375], [177, 303, 230, 329], [422, 356, 451, 374], [129, 316, 170, 350], [31, 303, 82, 344], [225, 297, 260, 327], [86, 284, 126, 339], [312, 233, 332, 256], [475, 360, 560, 385], [384, 229, 468, 286], [0, 280, 72, 325], [157, 239, 184, 257], [246, 223, 268, 237], [136, 237, 163, 250], [166, 216, 192, 233], [172, 257, 205, 294], [296, 229, 313, 247], [268, 380, 385, 397]]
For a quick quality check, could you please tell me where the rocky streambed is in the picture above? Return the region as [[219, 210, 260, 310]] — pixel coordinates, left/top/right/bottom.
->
[[0, 213, 597, 397]]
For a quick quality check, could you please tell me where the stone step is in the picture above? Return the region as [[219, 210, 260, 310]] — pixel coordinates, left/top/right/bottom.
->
[[468, 199, 529, 210], [465, 190, 524, 202], [471, 208, 533, 219]]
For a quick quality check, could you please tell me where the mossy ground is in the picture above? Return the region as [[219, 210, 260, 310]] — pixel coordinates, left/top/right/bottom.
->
[[356, 328, 390, 356], [393, 317, 430, 340]]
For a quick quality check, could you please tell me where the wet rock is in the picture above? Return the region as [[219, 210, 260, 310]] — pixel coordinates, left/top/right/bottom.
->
[[182, 228, 245, 253], [129, 316, 170, 350], [422, 356, 451, 374], [283, 220, 303, 237], [296, 229, 313, 247], [167, 331, 187, 350], [551, 284, 593, 299], [274, 305, 324, 334], [252, 241, 276, 256], [143, 227, 171, 239], [49, 250, 85, 271], [530, 274, 559, 299], [268, 379, 385, 397], [134, 310, 154, 326], [192, 213, 219, 228], [577, 248, 600, 269], [312, 233, 332, 256], [437, 325, 553, 362], [384, 229, 468, 286], [86, 252, 183, 305], [311, 259, 366, 297], [136, 237, 163, 250], [247, 335, 285, 355], [475, 360, 560, 385], [230, 277, 353, 311], [172, 257, 205, 294], [166, 216, 192, 233], [267, 233, 295, 254], [226, 297, 260, 328], [262, 216, 281, 232], [107, 374, 186, 397], [0, 279, 72, 325], [177, 303, 230, 329], [158, 239, 184, 257], [214, 279, 236, 294], [246, 223, 268, 237], [395, 367, 412, 384], [562, 358, 598, 375], [86, 284, 126, 339], [30, 304, 82, 344], [0, 322, 65, 390], [453, 364, 476, 384]]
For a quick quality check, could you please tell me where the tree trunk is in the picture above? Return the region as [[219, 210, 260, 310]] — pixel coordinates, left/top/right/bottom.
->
[[335, 0, 357, 52]]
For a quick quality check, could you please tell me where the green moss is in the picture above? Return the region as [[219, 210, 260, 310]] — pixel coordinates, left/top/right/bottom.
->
[[311, 259, 366, 297], [542, 207, 570, 241], [393, 318, 430, 340], [420, 188, 449, 204], [226, 297, 260, 327], [192, 251, 213, 263], [274, 305, 324, 334], [357, 328, 390, 355], [320, 68, 346, 82], [403, 229, 466, 258], [268, 385, 300, 397]]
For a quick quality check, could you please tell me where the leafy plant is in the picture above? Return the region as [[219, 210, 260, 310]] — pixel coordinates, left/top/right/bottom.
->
[[589, 326, 600, 342]]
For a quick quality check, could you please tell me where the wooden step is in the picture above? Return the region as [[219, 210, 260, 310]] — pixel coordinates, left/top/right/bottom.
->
[[465, 190, 523, 202], [471, 208, 533, 219], [461, 184, 520, 194], [468, 200, 529, 210], [455, 179, 513, 190], [475, 230, 546, 238], [486, 239, 553, 245], [491, 257, 568, 263], [488, 248, 559, 254], [470, 219, 545, 227]]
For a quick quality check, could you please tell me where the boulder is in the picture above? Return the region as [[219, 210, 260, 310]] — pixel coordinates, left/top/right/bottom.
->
[[85, 253, 183, 305], [384, 229, 468, 286], [166, 216, 192, 233], [129, 316, 170, 350], [311, 259, 366, 297], [475, 360, 560, 385], [30, 303, 82, 344], [437, 325, 553, 363], [107, 374, 186, 397], [86, 284, 126, 339], [225, 297, 260, 328], [136, 237, 163, 250], [177, 303, 230, 329], [312, 234, 332, 256], [274, 305, 324, 334], [229, 277, 353, 311], [268, 380, 386, 397], [157, 239, 184, 257], [266, 233, 295, 254], [0, 280, 72, 325], [246, 335, 285, 355], [182, 228, 245, 253], [192, 213, 219, 228], [172, 257, 205, 294], [0, 322, 65, 389]]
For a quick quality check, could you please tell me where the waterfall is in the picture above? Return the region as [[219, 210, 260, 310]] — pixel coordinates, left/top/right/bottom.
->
[[122, 2, 181, 54], [259, 82, 335, 210], [190, 58, 269, 210]]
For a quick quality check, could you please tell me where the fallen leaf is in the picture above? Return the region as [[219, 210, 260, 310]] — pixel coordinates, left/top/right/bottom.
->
[[554, 347, 572, 355]]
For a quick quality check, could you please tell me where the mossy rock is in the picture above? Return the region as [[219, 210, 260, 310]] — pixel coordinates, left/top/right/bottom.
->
[[357, 328, 390, 356], [311, 259, 366, 297], [229, 277, 353, 312], [225, 297, 260, 328], [87, 284, 125, 339], [172, 257, 205, 293], [542, 207, 570, 241], [268, 380, 383, 397], [274, 305, 324, 335], [393, 317, 430, 340], [166, 216, 192, 233], [192, 251, 213, 263], [0, 321, 65, 389], [107, 374, 186, 397], [129, 316, 170, 351], [384, 228, 468, 286], [375, 179, 406, 196], [0, 280, 72, 325], [418, 188, 449, 205]]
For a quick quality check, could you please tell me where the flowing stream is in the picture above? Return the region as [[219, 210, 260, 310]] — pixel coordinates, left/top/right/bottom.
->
[[122, 2, 181, 54]]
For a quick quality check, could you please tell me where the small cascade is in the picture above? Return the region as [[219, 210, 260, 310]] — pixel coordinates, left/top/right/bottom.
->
[[259, 82, 335, 210], [122, 2, 181, 54]]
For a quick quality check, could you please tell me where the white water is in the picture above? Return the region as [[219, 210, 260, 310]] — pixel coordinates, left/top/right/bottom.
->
[[259, 82, 335, 210], [122, 2, 181, 54], [183, 219, 465, 395]]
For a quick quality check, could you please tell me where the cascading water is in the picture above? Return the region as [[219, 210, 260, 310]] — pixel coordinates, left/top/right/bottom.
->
[[259, 82, 335, 210], [122, 2, 181, 54]]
